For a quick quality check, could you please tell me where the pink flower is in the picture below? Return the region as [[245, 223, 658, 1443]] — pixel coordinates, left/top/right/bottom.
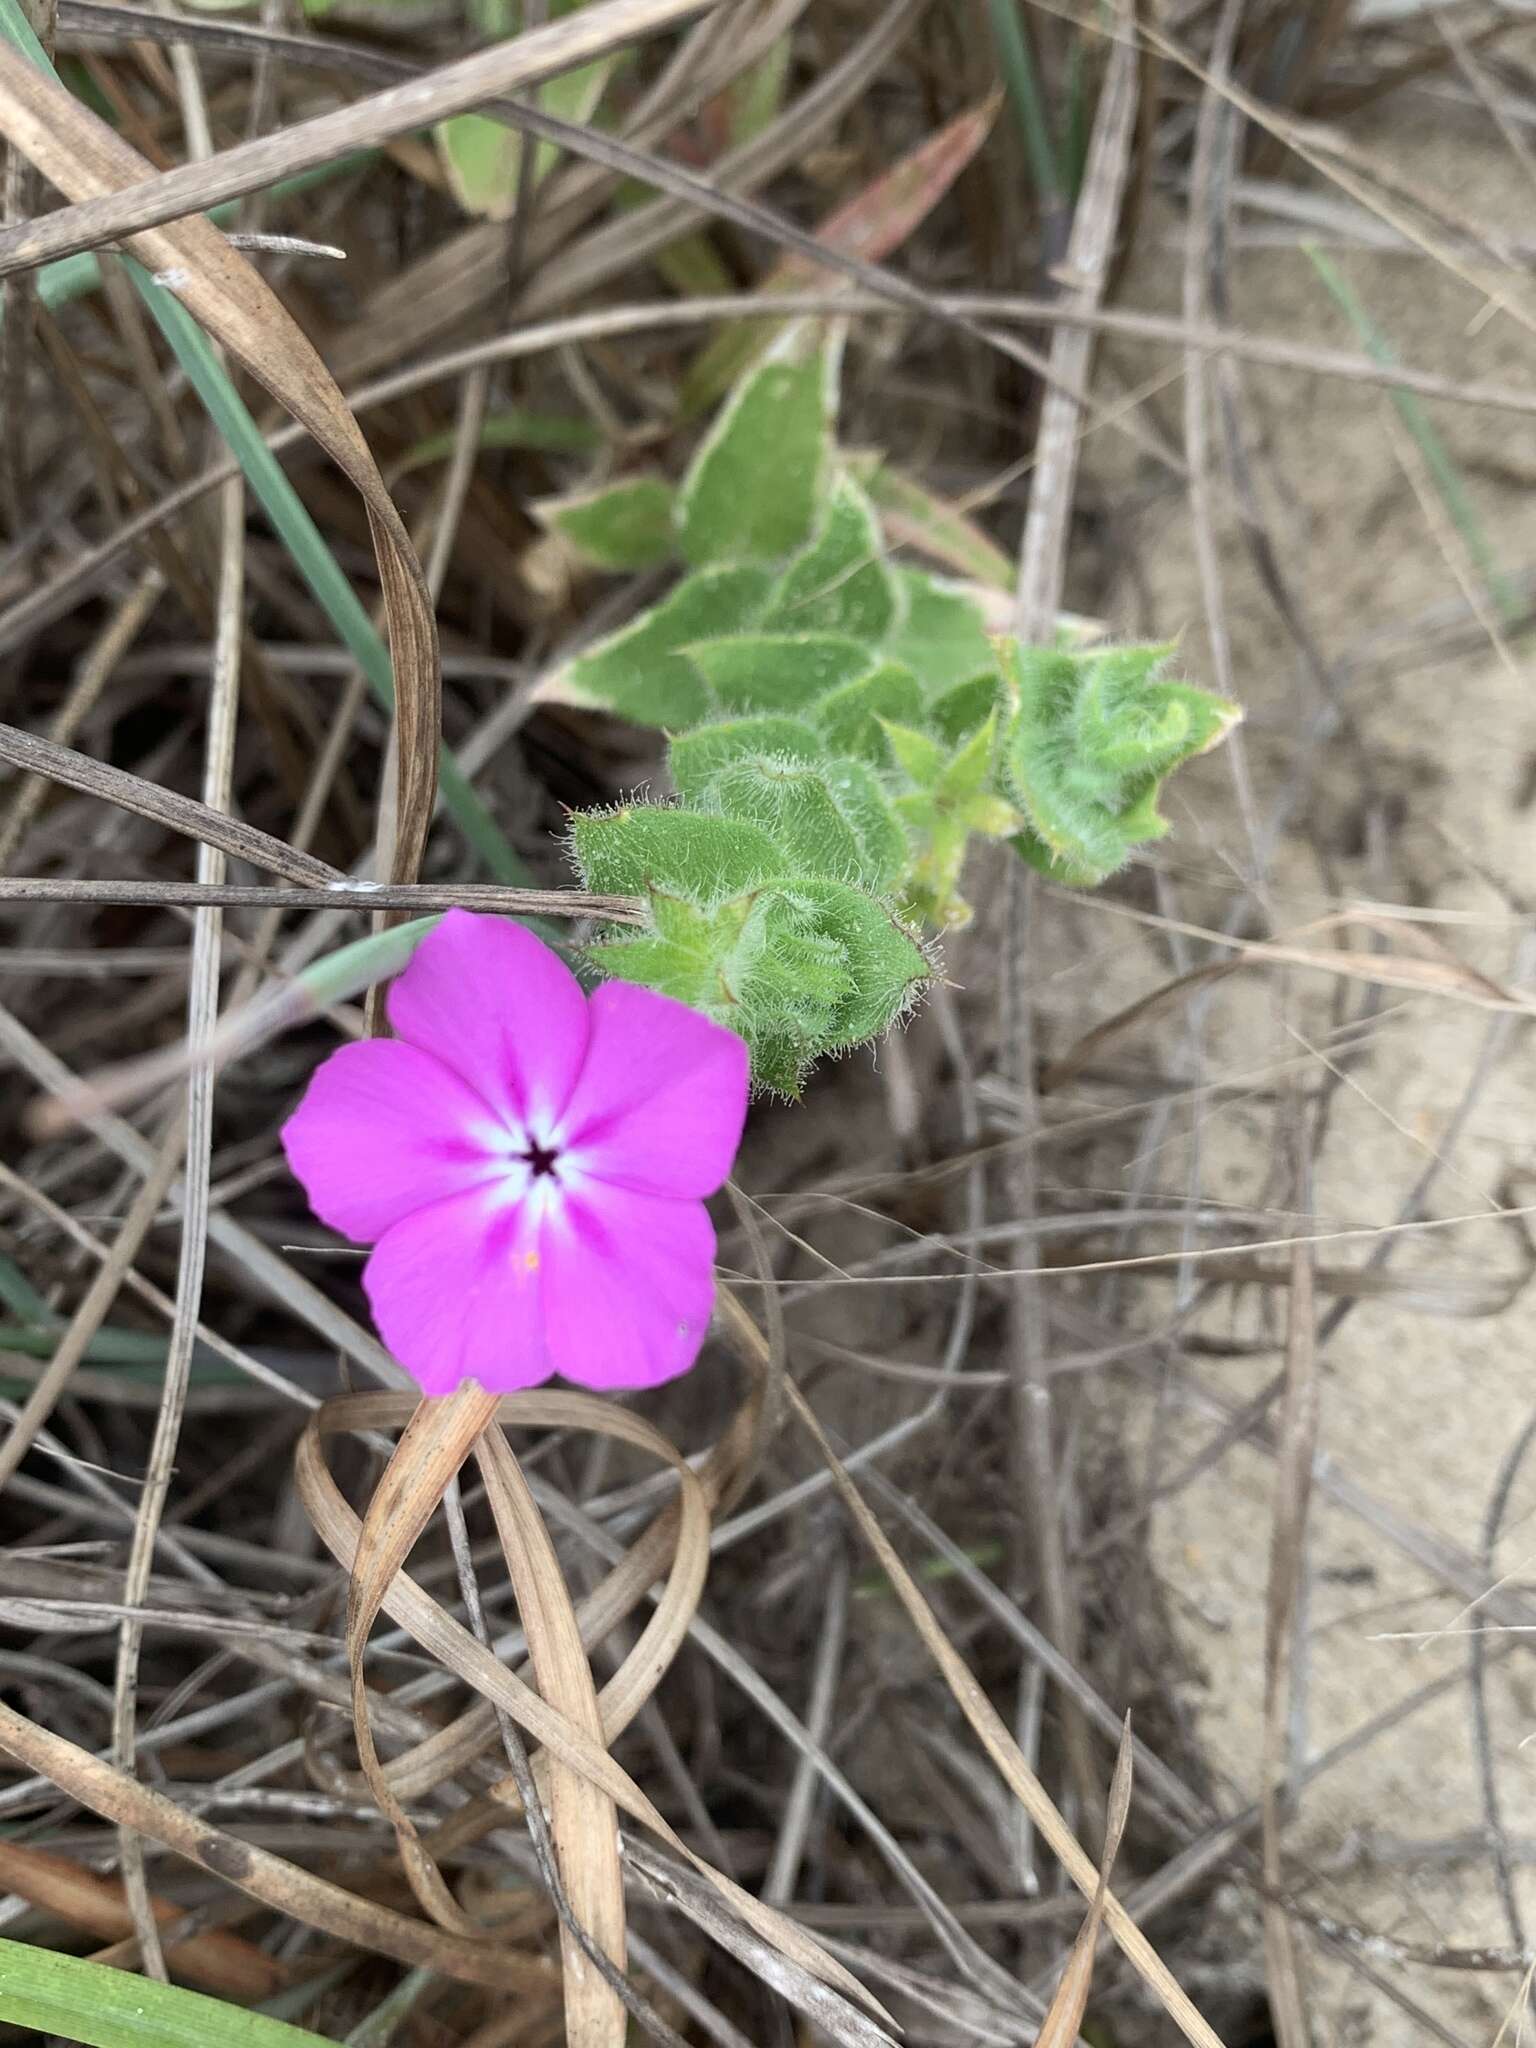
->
[[280, 910, 749, 1396]]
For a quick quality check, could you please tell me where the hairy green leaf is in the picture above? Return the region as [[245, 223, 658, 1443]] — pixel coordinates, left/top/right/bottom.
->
[[780, 878, 929, 1047], [685, 633, 873, 715], [570, 803, 783, 902], [819, 755, 909, 890], [1000, 639, 1240, 885], [587, 874, 913, 1097], [557, 339, 1235, 1090], [669, 715, 822, 801], [705, 759, 869, 885]]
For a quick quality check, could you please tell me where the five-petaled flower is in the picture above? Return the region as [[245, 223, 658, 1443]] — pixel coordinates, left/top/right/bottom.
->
[[281, 910, 749, 1396]]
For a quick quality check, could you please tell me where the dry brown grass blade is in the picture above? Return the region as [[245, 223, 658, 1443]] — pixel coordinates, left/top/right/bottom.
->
[[0, 1124, 183, 1488], [0, 43, 440, 891], [1040, 911, 1536, 1094], [0, 0, 709, 272], [0, 878, 641, 916], [0, 722, 341, 887], [0, 1839, 287, 2001], [0, 1694, 558, 1989], [12, 286, 1536, 675], [294, 1384, 892, 2026], [1259, 1132, 1321, 2048], [1033, 1718, 1134, 2048], [337, 1384, 728, 1822], [346, 1381, 501, 1936], [477, 1428, 627, 2048], [725, 1297, 1226, 2048], [622, 1841, 897, 2048], [17, 885, 637, 1142], [0, 567, 164, 871]]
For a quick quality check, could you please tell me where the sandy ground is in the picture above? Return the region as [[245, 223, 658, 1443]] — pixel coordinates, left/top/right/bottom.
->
[[988, 75, 1536, 2048]]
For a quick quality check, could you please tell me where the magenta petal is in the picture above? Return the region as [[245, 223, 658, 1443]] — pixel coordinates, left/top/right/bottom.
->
[[387, 910, 589, 1131], [363, 1187, 553, 1396], [540, 1180, 717, 1390], [281, 1039, 506, 1244], [557, 982, 749, 1199]]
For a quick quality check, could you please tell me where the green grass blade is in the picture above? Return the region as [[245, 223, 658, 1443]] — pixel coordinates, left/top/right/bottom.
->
[[0, 0, 525, 883], [129, 270, 524, 880], [1307, 246, 1518, 622], [0, 0, 49, 64], [986, 0, 1061, 214], [0, 1254, 54, 1324], [395, 405, 601, 475], [0, 1938, 332, 2047], [343, 1967, 436, 2045]]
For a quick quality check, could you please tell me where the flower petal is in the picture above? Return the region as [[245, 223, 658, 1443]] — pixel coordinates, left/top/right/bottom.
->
[[557, 982, 749, 1199], [387, 910, 589, 1132], [540, 1179, 717, 1390], [281, 1039, 506, 1244], [363, 1185, 554, 1396]]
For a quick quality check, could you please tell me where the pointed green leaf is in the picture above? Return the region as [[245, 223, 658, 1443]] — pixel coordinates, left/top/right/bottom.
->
[[889, 715, 1013, 928], [551, 564, 773, 727], [436, 13, 618, 216], [880, 718, 947, 789], [589, 892, 745, 1016], [435, 111, 522, 220], [935, 710, 1000, 802], [685, 632, 873, 715], [928, 670, 999, 746], [763, 471, 902, 639], [536, 476, 677, 572], [525, 42, 621, 184], [677, 344, 835, 567]]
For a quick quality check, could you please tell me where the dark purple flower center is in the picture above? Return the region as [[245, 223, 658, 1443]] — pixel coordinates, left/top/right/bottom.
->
[[522, 1139, 560, 1179]]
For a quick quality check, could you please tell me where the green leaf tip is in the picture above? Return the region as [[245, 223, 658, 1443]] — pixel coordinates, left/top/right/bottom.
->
[[998, 637, 1240, 885], [535, 475, 677, 573], [676, 335, 839, 568]]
